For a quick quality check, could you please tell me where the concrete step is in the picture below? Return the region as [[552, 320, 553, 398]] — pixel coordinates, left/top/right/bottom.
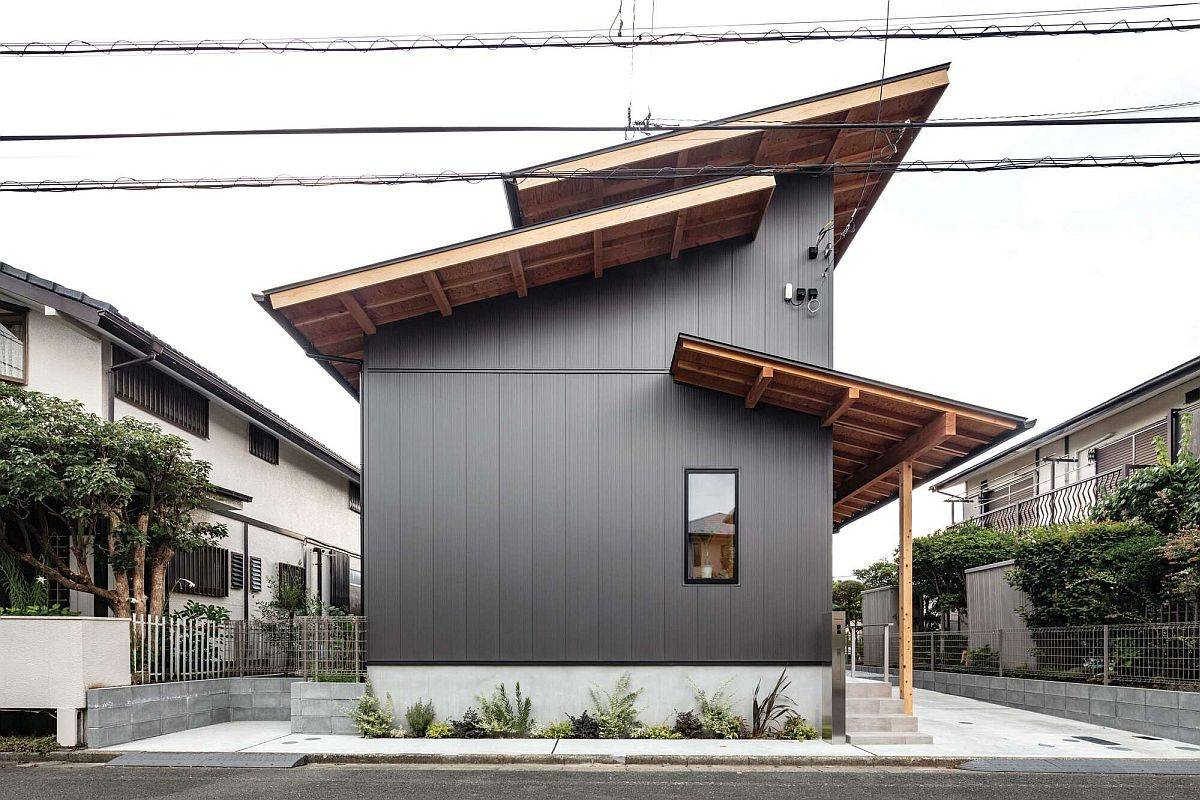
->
[[846, 731, 935, 746], [846, 681, 893, 699], [846, 697, 905, 714], [846, 714, 919, 733]]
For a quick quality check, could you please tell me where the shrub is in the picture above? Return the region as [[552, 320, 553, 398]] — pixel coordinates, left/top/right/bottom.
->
[[632, 725, 682, 739], [476, 682, 535, 737], [1092, 425, 1200, 535], [750, 670, 793, 738], [349, 683, 395, 738], [963, 646, 999, 672], [589, 672, 643, 738], [424, 722, 452, 739], [672, 710, 704, 739], [568, 711, 601, 739], [0, 735, 59, 755], [1007, 521, 1168, 626], [404, 699, 436, 738], [450, 708, 487, 739], [538, 720, 573, 739], [170, 600, 230, 623], [778, 715, 819, 741], [690, 678, 743, 739]]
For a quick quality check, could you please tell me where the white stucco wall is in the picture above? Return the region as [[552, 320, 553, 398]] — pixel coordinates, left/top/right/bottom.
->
[[0, 617, 130, 709], [12, 306, 105, 415]]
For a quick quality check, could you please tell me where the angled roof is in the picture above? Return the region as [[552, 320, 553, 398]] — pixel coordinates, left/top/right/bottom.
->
[[504, 63, 950, 255], [670, 335, 1032, 528], [257, 176, 776, 393], [0, 262, 359, 480], [931, 352, 1200, 491]]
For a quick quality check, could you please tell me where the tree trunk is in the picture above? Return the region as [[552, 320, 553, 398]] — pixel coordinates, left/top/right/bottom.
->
[[148, 544, 174, 618], [131, 514, 149, 614]]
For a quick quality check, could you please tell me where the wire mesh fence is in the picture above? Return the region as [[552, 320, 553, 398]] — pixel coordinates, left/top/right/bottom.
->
[[850, 622, 1200, 691], [130, 615, 366, 684]]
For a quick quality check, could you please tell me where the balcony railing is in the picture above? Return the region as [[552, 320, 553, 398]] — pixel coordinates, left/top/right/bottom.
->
[[969, 465, 1135, 532]]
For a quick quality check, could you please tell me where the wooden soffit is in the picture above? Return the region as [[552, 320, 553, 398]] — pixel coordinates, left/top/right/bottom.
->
[[669, 335, 1031, 529], [505, 64, 950, 258], [257, 176, 776, 392]]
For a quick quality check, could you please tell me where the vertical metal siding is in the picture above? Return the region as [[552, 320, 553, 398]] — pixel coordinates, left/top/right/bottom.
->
[[363, 176, 834, 664], [965, 560, 1030, 633]]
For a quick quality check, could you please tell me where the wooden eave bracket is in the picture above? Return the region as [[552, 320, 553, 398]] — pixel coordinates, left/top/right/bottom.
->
[[337, 292, 377, 336], [745, 366, 774, 409], [669, 209, 689, 260], [834, 411, 957, 508], [423, 272, 453, 317], [593, 231, 604, 278], [821, 387, 859, 427], [508, 251, 528, 298]]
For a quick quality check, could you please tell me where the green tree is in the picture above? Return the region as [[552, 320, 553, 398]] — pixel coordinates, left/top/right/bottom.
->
[[1091, 421, 1200, 535], [852, 559, 897, 589], [0, 384, 224, 617], [832, 578, 864, 622], [1006, 520, 1168, 626], [912, 522, 1016, 627]]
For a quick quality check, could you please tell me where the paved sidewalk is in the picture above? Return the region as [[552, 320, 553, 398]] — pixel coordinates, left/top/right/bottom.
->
[[98, 686, 1200, 760]]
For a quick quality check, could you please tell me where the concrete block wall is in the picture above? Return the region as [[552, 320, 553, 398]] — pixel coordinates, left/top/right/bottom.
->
[[290, 682, 365, 735], [85, 677, 301, 748], [910, 669, 1200, 745]]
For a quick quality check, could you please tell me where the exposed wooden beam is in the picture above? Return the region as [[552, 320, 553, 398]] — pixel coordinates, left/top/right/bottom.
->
[[592, 231, 604, 278], [898, 460, 915, 715], [422, 272, 452, 317], [508, 251, 528, 298], [669, 209, 689, 260], [337, 292, 377, 336], [750, 129, 771, 164], [834, 412, 957, 506], [821, 387, 859, 427], [745, 366, 774, 409]]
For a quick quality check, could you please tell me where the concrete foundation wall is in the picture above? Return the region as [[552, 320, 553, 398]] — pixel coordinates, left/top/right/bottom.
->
[[85, 677, 301, 748], [367, 664, 824, 731], [290, 682, 365, 735]]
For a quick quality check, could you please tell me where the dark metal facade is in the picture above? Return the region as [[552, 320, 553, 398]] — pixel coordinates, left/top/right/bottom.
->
[[362, 176, 835, 664]]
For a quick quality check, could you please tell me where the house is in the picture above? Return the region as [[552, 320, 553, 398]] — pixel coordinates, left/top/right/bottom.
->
[[932, 354, 1200, 533], [256, 64, 1030, 732], [0, 264, 362, 618]]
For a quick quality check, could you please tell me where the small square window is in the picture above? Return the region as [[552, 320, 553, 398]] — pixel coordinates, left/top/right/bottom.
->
[[0, 305, 28, 384], [249, 424, 279, 464], [684, 469, 738, 584], [348, 480, 362, 514]]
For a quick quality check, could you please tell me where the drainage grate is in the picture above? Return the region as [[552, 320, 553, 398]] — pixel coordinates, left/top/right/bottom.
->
[[1070, 736, 1122, 746], [959, 758, 1200, 774], [107, 752, 307, 769]]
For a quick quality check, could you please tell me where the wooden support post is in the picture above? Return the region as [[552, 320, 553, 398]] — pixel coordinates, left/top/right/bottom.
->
[[898, 460, 914, 715]]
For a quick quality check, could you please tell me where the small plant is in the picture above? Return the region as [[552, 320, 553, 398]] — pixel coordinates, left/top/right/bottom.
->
[[349, 683, 395, 738], [632, 725, 682, 739], [170, 600, 231, 623], [538, 720, 573, 739], [750, 670, 794, 738], [450, 708, 487, 739], [778, 714, 819, 741], [690, 678, 743, 739], [0, 735, 59, 755], [404, 699, 436, 737], [568, 710, 601, 739], [672, 710, 704, 739], [425, 722, 452, 739], [589, 672, 643, 738], [476, 682, 535, 737]]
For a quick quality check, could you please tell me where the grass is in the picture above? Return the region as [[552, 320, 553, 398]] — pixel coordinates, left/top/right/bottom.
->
[[0, 735, 59, 755]]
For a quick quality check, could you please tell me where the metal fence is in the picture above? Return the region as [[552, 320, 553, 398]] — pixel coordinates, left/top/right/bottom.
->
[[851, 622, 1200, 691], [130, 615, 366, 684], [971, 466, 1132, 532]]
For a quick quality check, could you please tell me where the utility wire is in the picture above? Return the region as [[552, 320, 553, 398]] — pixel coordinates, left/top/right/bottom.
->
[[5, 115, 1200, 143], [4, 15, 1200, 55], [4, 153, 1198, 192]]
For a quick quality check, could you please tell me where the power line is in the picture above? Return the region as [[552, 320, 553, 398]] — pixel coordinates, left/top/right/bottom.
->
[[4, 15, 1200, 55], [5, 115, 1200, 143], [4, 153, 1197, 192]]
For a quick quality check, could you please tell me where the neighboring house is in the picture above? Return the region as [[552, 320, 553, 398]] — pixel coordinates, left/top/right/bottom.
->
[[256, 65, 1030, 728], [0, 264, 362, 618], [932, 354, 1200, 532]]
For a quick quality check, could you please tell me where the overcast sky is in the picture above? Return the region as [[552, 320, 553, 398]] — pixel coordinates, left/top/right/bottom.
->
[[3, 1, 1198, 578]]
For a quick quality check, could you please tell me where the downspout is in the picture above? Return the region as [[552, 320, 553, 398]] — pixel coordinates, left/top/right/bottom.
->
[[242, 521, 250, 621]]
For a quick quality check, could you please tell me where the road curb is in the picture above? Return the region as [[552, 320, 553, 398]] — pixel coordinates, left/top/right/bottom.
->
[[0, 750, 119, 764], [303, 752, 968, 767]]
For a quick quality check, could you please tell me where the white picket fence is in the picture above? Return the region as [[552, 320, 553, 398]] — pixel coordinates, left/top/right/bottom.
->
[[129, 614, 366, 684]]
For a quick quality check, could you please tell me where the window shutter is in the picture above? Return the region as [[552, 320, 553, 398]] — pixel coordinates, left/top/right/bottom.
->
[[1094, 437, 1133, 473], [249, 556, 263, 592], [166, 545, 230, 598], [230, 551, 245, 590], [249, 424, 280, 464], [112, 346, 209, 437], [1132, 420, 1168, 465], [329, 552, 351, 611]]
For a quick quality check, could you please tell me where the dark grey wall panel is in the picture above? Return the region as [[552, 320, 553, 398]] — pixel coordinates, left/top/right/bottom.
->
[[363, 176, 835, 664]]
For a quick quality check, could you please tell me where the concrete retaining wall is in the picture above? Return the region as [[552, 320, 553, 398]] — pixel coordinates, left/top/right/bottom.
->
[[85, 677, 301, 748], [857, 666, 1200, 745], [290, 682, 365, 734]]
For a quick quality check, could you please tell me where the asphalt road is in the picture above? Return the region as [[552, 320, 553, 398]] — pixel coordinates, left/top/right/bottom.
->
[[3, 765, 1200, 800]]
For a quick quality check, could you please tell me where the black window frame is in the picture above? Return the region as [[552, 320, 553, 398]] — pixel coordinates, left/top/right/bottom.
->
[[0, 302, 29, 385], [111, 345, 210, 438], [248, 424, 280, 465], [683, 467, 739, 586], [348, 480, 362, 514]]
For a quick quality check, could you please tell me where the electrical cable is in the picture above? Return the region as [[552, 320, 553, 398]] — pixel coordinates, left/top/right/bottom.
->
[[842, 0, 894, 242], [4, 152, 1198, 192], [4, 14, 1200, 55]]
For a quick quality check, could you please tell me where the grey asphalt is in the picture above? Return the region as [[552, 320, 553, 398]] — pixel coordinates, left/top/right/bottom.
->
[[3, 765, 1200, 800]]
